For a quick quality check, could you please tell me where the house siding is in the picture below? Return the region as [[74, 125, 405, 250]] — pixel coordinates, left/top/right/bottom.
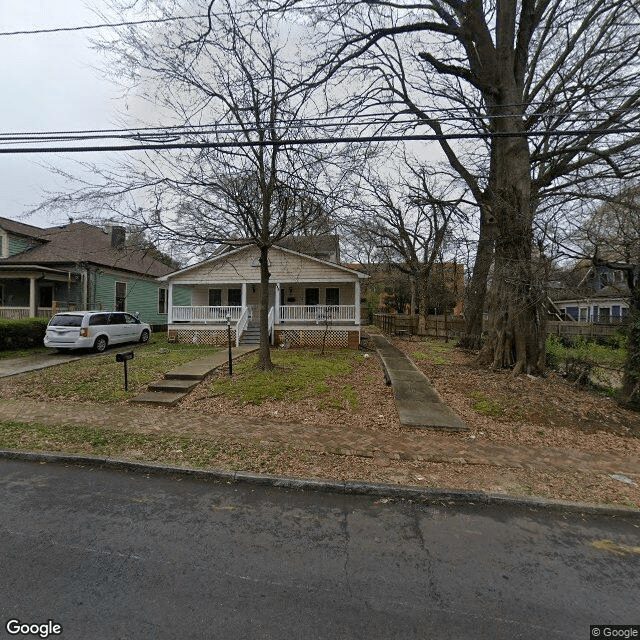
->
[[171, 246, 360, 284], [8, 235, 40, 257], [86, 269, 188, 325]]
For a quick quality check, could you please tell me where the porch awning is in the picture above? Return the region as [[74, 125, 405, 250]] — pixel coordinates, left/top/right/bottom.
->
[[0, 265, 72, 280]]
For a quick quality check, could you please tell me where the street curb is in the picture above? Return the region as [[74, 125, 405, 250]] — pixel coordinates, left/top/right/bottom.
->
[[1, 448, 638, 518]]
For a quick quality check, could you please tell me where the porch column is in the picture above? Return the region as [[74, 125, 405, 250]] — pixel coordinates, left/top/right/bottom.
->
[[168, 283, 173, 324], [241, 282, 247, 309], [354, 279, 360, 325], [29, 277, 37, 317], [275, 282, 281, 322]]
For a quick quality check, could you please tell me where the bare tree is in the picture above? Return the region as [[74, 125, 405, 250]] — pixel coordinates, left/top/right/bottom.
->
[[36, 1, 348, 370], [347, 159, 468, 320], [263, 0, 640, 374], [562, 187, 640, 408]]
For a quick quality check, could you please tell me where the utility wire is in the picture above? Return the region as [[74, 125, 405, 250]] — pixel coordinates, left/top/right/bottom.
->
[[1, 127, 639, 154], [1, 101, 639, 144], [0, 15, 207, 37]]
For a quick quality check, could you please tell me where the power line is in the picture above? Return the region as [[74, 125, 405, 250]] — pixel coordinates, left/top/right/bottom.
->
[[0, 15, 207, 37], [1, 127, 640, 155], [2, 99, 639, 145]]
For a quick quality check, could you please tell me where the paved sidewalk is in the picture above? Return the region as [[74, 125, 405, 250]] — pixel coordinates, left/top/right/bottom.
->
[[1, 398, 638, 477]]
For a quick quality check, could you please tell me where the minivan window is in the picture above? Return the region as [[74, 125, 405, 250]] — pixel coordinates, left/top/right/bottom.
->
[[49, 314, 83, 327], [124, 314, 139, 324], [109, 313, 126, 325], [89, 314, 110, 326]]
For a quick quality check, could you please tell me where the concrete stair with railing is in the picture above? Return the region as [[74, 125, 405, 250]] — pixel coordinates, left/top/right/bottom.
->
[[239, 322, 261, 346]]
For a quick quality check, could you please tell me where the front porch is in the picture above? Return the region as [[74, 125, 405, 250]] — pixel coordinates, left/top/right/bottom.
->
[[0, 267, 83, 320], [166, 281, 362, 349]]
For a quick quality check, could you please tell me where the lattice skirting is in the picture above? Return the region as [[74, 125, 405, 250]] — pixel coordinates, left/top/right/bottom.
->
[[168, 328, 229, 346], [275, 329, 359, 349]]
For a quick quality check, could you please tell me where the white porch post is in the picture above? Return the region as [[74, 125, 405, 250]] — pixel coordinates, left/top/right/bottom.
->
[[241, 282, 247, 309], [275, 282, 281, 322], [29, 277, 37, 317], [168, 283, 173, 324], [354, 278, 361, 325]]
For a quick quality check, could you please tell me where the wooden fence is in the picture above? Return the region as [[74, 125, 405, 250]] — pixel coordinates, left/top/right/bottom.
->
[[373, 313, 465, 338], [374, 314, 627, 341], [546, 320, 627, 340]]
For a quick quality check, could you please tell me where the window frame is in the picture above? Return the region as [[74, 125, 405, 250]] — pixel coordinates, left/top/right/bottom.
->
[[158, 287, 168, 315], [115, 281, 127, 312]]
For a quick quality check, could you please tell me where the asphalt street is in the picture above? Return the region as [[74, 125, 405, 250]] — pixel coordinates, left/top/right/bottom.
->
[[0, 459, 638, 639]]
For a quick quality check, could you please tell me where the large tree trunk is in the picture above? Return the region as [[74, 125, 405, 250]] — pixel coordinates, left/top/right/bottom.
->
[[621, 273, 640, 409], [477, 131, 545, 375], [257, 244, 274, 370], [459, 207, 495, 350]]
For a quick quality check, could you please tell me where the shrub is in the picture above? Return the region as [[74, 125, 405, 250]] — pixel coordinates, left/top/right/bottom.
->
[[0, 317, 49, 351]]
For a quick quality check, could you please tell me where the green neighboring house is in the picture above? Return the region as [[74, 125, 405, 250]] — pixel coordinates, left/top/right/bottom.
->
[[0, 217, 189, 328]]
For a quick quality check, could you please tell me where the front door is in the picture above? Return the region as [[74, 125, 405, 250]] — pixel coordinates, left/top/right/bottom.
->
[[39, 285, 53, 309], [305, 288, 319, 306], [228, 288, 242, 307]]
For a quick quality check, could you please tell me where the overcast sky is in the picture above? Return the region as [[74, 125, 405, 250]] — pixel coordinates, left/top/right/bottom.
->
[[0, 1, 121, 227]]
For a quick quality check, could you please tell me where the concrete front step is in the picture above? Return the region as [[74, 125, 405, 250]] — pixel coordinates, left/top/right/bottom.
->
[[147, 379, 199, 393], [130, 391, 185, 406], [130, 346, 258, 406]]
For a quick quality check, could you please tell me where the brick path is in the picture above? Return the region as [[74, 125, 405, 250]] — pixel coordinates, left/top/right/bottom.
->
[[1, 398, 638, 477]]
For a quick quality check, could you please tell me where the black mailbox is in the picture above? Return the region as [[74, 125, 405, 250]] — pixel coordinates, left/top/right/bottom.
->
[[116, 351, 134, 362]]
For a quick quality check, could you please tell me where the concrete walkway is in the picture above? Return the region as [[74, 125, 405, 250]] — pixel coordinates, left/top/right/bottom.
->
[[130, 346, 258, 406], [0, 352, 83, 378], [372, 335, 467, 431]]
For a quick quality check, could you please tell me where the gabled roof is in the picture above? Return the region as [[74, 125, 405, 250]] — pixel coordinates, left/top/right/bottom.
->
[[159, 243, 368, 281], [0, 216, 46, 239], [0, 221, 173, 278]]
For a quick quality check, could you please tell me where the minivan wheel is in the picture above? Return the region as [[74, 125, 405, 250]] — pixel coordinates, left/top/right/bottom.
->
[[94, 336, 108, 353], [139, 329, 150, 344]]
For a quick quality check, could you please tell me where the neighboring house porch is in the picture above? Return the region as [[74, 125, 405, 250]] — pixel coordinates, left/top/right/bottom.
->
[[0, 266, 81, 319], [160, 245, 368, 349]]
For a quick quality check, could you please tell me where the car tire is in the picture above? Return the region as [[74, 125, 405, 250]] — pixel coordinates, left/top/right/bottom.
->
[[94, 336, 108, 353], [139, 329, 150, 344]]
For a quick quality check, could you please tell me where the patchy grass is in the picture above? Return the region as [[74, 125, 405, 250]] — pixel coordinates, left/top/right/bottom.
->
[[0, 346, 51, 359], [210, 350, 363, 405], [3, 335, 219, 402], [468, 391, 505, 417], [413, 338, 455, 365], [0, 420, 300, 475]]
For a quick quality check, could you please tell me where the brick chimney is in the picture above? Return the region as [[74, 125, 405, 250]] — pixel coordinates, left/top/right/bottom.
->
[[111, 226, 126, 249]]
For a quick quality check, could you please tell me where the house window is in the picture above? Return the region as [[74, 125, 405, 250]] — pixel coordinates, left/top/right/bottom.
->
[[208, 288, 222, 306], [326, 287, 340, 306], [305, 288, 319, 305], [158, 288, 168, 314], [228, 288, 242, 306], [579, 308, 587, 321], [115, 282, 127, 312]]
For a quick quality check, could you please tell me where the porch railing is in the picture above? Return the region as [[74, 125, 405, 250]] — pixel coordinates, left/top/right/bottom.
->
[[171, 305, 243, 323], [236, 306, 250, 347], [0, 307, 30, 320], [279, 305, 356, 322]]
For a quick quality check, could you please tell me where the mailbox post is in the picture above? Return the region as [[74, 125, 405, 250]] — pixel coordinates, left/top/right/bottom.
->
[[225, 313, 232, 377], [115, 351, 134, 390]]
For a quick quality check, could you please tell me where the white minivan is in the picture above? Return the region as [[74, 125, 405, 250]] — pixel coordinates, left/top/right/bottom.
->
[[44, 311, 151, 352]]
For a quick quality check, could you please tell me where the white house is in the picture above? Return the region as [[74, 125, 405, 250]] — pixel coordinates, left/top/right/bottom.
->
[[158, 243, 369, 349]]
